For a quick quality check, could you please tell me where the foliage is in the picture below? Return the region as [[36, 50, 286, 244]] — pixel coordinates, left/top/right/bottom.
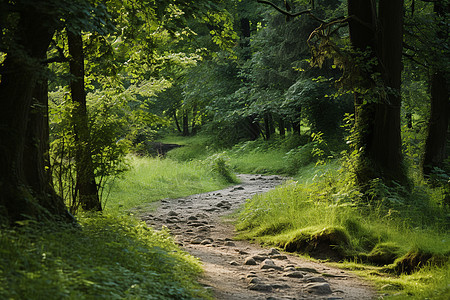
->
[[49, 89, 129, 213], [235, 158, 449, 298], [0, 215, 210, 299], [203, 152, 238, 183]]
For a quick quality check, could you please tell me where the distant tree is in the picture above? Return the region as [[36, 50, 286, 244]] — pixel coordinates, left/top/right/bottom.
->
[[258, 0, 407, 187]]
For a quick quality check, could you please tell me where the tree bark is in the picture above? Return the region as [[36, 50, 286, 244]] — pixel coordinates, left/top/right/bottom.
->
[[182, 112, 189, 136], [67, 30, 102, 212], [349, 0, 406, 186], [279, 117, 286, 138], [0, 8, 72, 223], [422, 1, 450, 176], [173, 111, 182, 133]]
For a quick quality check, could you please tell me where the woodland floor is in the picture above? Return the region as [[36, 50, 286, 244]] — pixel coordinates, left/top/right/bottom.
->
[[135, 174, 376, 300]]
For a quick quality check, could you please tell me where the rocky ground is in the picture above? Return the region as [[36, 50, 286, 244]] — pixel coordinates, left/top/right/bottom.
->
[[136, 174, 376, 300]]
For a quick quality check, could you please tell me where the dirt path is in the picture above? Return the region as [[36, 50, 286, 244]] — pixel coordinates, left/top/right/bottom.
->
[[137, 174, 376, 300]]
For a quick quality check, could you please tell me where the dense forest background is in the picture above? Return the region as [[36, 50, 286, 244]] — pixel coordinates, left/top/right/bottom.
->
[[0, 0, 449, 299]]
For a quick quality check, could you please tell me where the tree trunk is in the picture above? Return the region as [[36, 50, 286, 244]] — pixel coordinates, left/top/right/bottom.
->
[[173, 111, 182, 133], [422, 2, 450, 176], [348, 0, 406, 186], [279, 117, 286, 138], [0, 9, 72, 223], [191, 105, 198, 135], [67, 30, 101, 212], [422, 72, 449, 175], [264, 114, 272, 140], [245, 116, 261, 140], [182, 112, 189, 136]]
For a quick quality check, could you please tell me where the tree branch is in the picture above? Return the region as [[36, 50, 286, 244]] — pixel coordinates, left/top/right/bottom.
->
[[257, 0, 320, 21]]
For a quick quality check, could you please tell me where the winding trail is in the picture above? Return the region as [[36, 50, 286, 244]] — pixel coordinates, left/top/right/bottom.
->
[[136, 174, 376, 300]]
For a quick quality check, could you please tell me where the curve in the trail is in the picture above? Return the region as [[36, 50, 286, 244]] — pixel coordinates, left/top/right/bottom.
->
[[137, 174, 376, 300]]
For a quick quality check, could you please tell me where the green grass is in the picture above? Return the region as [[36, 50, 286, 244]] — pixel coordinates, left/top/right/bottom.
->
[[235, 161, 450, 299], [104, 155, 231, 213], [0, 215, 211, 299]]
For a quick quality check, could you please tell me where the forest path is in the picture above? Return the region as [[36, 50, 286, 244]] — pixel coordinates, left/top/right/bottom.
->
[[136, 174, 376, 300]]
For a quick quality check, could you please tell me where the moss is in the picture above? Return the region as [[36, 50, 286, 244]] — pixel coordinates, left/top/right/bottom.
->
[[283, 226, 351, 261], [389, 248, 449, 274], [367, 242, 402, 266]]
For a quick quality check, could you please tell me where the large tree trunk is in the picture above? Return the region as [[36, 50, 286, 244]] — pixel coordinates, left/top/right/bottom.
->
[[348, 0, 406, 186], [422, 2, 450, 176], [67, 30, 101, 212], [0, 9, 72, 223]]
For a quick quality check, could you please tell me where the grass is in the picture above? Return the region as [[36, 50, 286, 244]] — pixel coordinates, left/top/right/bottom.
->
[[104, 155, 232, 213], [234, 160, 450, 299], [0, 214, 211, 299], [1, 149, 239, 299]]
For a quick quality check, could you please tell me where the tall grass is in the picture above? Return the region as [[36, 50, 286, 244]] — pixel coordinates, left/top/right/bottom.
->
[[105, 155, 231, 213], [235, 161, 449, 299]]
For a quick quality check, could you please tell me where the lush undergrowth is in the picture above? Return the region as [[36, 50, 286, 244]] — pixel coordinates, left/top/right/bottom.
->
[[162, 133, 320, 176], [105, 155, 233, 213], [0, 215, 210, 299], [235, 161, 450, 299]]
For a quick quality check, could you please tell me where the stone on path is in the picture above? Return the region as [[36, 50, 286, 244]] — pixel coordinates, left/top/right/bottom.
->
[[190, 237, 203, 244], [296, 267, 320, 273], [284, 271, 304, 278], [304, 282, 332, 295], [261, 259, 283, 271], [248, 283, 273, 292], [268, 248, 280, 255], [224, 241, 236, 247], [244, 257, 257, 265], [304, 276, 327, 283]]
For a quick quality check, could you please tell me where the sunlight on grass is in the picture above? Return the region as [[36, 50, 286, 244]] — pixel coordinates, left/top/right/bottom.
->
[[0, 215, 211, 299], [105, 155, 230, 213], [236, 162, 450, 299]]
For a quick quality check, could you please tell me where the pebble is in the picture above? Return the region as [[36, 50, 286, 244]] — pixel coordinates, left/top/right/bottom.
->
[[248, 283, 273, 292], [246, 277, 261, 284], [224, 241, 236, 247], [304, 282, 332, 294], [271, 254, 288, 260], [304, 276, 327, 283], [230, 261, 239, 266], [284, 271, 304, 278], [270, 283, 290, 289], [252, 255, 269, 261], [244, 257, 257, 265], [165, 217, 179, 223], [261, 259, 283, 271], [167, 211, 178, 216], [190, 237, 203, 244], [268, 248, 281, 255], [296, 267, 319, 273]]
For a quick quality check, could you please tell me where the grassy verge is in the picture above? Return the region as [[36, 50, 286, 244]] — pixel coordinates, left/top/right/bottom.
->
[[104, 155, 233, 213], [0, 215, 210, 299], [1, 151, 240, 299], [235, 161, 450, 299]]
